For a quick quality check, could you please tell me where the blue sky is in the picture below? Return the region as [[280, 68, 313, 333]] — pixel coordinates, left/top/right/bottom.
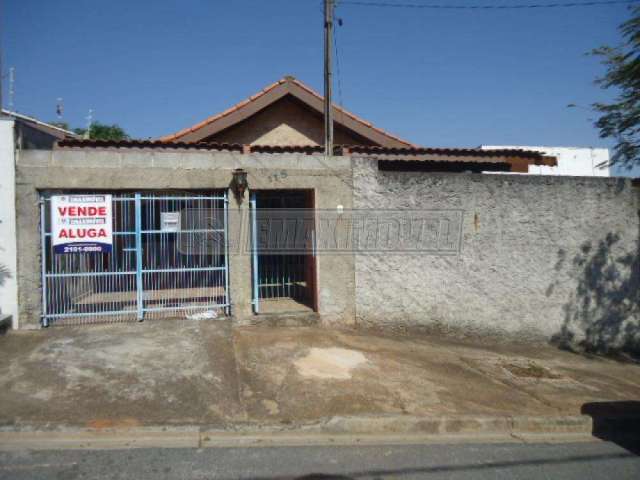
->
[[1, 0, 633, 152]]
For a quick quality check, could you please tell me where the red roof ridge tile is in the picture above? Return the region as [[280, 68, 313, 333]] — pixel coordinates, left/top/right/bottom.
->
[[159, 78, 286, 142], [289, 78, 417, 148], [159, 76, 415, 147]]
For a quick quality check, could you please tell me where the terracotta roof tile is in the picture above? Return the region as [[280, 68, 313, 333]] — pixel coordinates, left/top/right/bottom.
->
[[55, 139, 556, 166], [56, 139, 244, 152], [288, 78, 416, 148], [158, 80, 285, 142], [159, 76, 415, 147]]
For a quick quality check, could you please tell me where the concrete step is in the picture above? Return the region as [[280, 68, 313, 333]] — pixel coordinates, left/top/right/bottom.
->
[[242, 311, 320, 327]]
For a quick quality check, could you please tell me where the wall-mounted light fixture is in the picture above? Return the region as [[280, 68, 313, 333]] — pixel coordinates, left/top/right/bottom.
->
[[231, 168, 248, 201]]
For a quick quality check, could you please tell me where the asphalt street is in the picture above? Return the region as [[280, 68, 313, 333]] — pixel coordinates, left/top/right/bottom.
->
[[0, 441, 638, 480]]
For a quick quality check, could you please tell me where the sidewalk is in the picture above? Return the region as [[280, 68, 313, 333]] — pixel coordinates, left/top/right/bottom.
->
[[0, 320, 639, 446]]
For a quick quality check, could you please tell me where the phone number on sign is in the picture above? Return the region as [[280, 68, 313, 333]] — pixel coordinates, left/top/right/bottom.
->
[[61, 245, 107, 253]]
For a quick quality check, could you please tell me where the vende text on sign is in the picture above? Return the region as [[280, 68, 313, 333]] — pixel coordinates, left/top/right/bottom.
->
[[51, 195, 113, 254]]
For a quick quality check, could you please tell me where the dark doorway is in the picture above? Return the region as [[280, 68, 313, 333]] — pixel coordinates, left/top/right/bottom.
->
[[251, 189, 317, 314]]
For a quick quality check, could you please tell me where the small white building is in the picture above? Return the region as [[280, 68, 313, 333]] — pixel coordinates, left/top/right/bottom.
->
[[0, 116, 18, 330], [481, 145, 610, 177], [0, 111, 76, 329]]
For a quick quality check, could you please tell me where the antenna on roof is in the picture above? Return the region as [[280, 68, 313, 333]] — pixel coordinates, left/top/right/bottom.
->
[[56, 98, 64, 120], [7, 66, 14, 110], [84, 108, 93, 139]]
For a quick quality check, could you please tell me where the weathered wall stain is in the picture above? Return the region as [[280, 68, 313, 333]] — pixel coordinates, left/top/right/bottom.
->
[[353, 157, 640, 354]]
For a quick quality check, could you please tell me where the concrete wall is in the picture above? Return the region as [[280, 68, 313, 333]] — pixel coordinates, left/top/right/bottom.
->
[[14, 149, 640, 354], [206, 96, 369, 147], [353, 158, 640, 353], [0, 118, 19, 328], [15, 149, 355, 329]]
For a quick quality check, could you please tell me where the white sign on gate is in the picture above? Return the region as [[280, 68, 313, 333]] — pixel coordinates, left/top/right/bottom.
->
[[160, 211, 181, 232], [51, 194, 113, 254]]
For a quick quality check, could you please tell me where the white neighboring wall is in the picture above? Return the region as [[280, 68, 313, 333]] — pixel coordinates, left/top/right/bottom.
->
[[0, 118, 19, 328], [481, 145, 610, 177]]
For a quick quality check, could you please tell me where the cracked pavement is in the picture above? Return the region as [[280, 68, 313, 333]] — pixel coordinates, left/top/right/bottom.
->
[[0, 320, 639, 429]]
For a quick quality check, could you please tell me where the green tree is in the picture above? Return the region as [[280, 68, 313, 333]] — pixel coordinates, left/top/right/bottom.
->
[[73, 122, 129, 141], [591, 6, 640, 169]]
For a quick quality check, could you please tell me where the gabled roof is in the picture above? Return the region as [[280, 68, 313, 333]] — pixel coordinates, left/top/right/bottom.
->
[[159, 76, 415, 148]]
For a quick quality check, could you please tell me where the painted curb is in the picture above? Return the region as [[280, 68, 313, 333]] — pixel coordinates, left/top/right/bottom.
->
[[0, 414, 613, 450]]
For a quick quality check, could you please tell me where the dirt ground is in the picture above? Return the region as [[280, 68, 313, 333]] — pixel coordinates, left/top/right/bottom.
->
[[0, 320, 639, 429]]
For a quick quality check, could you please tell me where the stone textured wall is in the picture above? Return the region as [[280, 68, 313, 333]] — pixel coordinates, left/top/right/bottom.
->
[[353, 158, 640, 353]]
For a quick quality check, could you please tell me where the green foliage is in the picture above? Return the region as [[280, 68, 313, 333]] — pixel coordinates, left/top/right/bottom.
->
[[592, 6, 640, 169], [73, 122, 129, 141]]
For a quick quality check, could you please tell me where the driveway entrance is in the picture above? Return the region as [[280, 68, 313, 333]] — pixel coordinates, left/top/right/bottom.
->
[[40, 191, 229, 326]]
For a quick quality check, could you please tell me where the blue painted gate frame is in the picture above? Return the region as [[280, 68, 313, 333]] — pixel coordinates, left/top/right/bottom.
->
[[250, 192, 260, 313], [40, 192, 230, 326]]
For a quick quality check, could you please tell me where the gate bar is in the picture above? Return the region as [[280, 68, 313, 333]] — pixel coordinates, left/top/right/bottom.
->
[[134, 193, 144, 321], [139, 196, 226, 201], [250, 192, 259, 313], [139, 229, 225, 235], [40, 201, 49, 327], [44, 309, 138, 319], [224, 191, 231, 315], [45, 271, 136, 278], [142, 266, 225, 274]]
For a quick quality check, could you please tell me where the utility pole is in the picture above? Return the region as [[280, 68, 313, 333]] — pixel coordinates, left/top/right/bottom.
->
[[324, 0, 334, 156]]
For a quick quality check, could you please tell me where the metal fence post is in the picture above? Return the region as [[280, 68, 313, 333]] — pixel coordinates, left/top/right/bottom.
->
[[135, 193, 144, 321], [250, 192, 259, 314], [223, 191, 231, 316], [40, 199, 49, 327]]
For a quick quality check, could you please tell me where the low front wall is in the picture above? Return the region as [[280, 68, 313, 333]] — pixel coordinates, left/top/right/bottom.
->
[[353, 158, 640, 353], [14, 149, 640, 354], [15, 149, 355, 329]]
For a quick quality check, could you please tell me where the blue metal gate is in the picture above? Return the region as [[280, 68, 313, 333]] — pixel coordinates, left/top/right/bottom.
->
[[40, 191, 229, 326]]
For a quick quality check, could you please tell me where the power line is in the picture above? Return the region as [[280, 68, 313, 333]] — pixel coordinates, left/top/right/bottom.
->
[[339, 0, 640, 9]]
